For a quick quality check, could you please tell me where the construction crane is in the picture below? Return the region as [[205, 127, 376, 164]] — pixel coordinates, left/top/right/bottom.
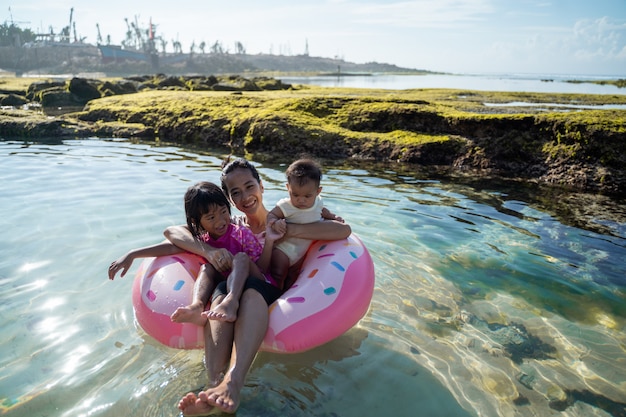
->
[[96, 23, 103, 45], [7, 7, 30, 26], [68, 7, 74, 42]]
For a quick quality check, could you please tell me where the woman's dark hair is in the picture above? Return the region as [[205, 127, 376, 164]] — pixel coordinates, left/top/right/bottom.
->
[[220, 157, 262, 196], [184, 181, 231, 237]]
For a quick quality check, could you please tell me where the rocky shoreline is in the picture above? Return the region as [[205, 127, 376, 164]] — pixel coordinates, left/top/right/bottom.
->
[[1, 74, 625, 196]]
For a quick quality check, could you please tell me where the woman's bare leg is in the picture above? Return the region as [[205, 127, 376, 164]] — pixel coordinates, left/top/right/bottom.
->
[[200, 288, 269, 413], [178, 294, 235, 416]]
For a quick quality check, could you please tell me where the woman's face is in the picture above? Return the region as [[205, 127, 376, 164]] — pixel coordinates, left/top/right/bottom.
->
[[223, 168, 264, 217]]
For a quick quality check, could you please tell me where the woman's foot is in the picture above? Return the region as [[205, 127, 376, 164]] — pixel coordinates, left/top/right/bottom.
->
[[199, 374, 242, 414], [178, 392, 214, 416]]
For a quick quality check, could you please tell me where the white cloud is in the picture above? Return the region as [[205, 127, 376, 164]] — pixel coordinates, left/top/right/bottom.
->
[[350, 0, 494, 28], [571, 17, 626, 61]]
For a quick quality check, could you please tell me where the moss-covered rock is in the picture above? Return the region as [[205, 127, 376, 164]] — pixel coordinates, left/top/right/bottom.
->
[[0, 93, 28, 106], [1, 76, 625, 195]]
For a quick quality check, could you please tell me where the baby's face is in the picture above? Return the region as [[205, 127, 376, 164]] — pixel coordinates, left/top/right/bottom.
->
[[287, 180, 321, 209]]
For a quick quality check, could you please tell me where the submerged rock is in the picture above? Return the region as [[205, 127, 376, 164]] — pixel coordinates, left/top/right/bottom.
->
[[456, 311, 556, 364]]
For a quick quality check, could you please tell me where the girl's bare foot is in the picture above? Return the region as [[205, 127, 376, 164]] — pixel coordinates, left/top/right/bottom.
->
[[171, 303, 207, 326], [203, 295, 239, 322]]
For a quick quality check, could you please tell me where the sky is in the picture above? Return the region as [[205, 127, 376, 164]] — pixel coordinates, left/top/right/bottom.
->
[[5, 0, 626, 76]]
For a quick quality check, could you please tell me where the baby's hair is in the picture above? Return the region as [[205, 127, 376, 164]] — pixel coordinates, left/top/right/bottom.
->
[[220, 157, 262, 196], [184, 181, 231, 237], [286, 158, 322, 188]]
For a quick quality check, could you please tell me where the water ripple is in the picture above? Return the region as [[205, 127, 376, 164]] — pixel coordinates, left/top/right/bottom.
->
[[1, 138, 625, 417]]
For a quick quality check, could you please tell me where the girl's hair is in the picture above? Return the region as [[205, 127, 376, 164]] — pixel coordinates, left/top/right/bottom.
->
[[220, 157, 262, 196], [286, 158, 322, 187], [184, 181, 231, 237]]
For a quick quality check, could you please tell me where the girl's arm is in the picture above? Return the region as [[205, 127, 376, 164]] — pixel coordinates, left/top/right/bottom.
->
[[108, 241, 183, 280], [163, 224, 233, 272]]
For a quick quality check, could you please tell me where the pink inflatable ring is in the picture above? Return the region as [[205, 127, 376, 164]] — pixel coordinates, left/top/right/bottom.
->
[[132, 233, 375, 353]]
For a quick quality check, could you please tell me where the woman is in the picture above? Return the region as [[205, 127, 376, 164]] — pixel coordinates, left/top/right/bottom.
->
[[165, 158, 350, 275], [170, 158, 351, 415]]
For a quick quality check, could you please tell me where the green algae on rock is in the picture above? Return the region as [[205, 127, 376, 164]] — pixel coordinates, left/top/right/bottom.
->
[[1, 76, 625, 195]]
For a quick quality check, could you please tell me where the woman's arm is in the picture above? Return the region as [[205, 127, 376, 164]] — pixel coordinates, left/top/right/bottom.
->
[[285, 220, 351, 241], [267, 206, 287, 235], [164, 225, 233, 272], [255, 221, 283, 274], [321, 207, 344, 223]]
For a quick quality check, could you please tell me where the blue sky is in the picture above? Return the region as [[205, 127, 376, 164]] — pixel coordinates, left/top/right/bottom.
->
[[6, 0, 626, 76]]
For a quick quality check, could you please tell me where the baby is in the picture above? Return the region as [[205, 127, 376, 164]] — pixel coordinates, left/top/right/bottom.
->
[[268, 158, 343, 284]]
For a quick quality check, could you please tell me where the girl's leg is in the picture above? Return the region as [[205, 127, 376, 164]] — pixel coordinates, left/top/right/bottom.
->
[[171, 263, 219, 326], [204, 252, 249, 322]]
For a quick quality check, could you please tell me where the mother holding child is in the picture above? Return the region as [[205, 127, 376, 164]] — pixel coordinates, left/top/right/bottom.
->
[[109, 157, 351, 414]]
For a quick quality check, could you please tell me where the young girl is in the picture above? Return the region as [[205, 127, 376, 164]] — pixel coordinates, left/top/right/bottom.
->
[[108, 181, 282, 325]]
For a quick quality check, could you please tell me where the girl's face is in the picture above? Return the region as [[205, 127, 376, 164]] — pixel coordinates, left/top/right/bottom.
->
[[287, 180, 321, 209], [200, 204, 231, 239], [223, 168, 264, 216]]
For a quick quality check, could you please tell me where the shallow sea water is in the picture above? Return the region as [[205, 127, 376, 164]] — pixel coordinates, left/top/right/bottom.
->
[[278, 73, 626, 95], [1, 138, 625, 417]]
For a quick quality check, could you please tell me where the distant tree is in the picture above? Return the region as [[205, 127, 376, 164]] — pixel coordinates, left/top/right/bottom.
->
[[234, 41, 246, 55], [0, 23, 36, 47], [160, 38, 168, 53], [210, 40, 224, 54], [172, 39, 182, 54], [199, 41, 206, 54], [190, 41, 196, 54]]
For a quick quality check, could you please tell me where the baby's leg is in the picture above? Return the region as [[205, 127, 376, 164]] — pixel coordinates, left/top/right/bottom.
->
[[285, 256, 305, 290], [204, 252, 249, 322], [270, 248, 290, 290], [171, 263, 219, 326]]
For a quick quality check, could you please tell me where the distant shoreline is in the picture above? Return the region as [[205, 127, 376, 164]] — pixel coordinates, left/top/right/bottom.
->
[[1, 67, 623, 90]]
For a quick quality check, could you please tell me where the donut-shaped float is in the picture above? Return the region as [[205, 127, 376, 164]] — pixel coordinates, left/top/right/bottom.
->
[[132, 233, 375, 353], [132, 252, 206, 349]]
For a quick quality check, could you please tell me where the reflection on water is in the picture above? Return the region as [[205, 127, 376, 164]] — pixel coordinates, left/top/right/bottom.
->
[[0, 138, 625, 417], [278, 73, 626, 95]]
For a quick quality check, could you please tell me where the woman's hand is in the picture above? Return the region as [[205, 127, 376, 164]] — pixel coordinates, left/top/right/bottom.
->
[[206, 248, 233, 272], [266, 219, 286, 243]]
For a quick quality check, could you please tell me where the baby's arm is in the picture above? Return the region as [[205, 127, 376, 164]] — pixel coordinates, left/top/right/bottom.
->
[[108, 241, 183, 280]]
